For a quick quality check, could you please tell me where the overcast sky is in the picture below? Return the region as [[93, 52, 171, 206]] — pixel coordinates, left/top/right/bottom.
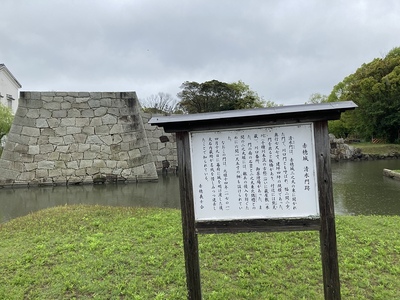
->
[[1, 0, 399, 105]]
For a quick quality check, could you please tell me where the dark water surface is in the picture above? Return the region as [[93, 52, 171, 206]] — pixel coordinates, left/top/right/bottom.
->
[[332, 159, 400, 216], [1, 160, 400, 223]]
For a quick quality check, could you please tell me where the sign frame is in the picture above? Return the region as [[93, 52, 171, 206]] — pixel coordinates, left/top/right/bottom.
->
[[150, 101, 357, 300]]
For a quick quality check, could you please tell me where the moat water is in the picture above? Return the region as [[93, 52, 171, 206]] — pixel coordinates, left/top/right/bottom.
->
[[1, 160, 400, 223]]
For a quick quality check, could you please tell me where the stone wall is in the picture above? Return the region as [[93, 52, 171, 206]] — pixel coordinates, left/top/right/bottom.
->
[[329, 134, 355, 160], [0, 91, 158, 186], [141, 112, 178, 170]]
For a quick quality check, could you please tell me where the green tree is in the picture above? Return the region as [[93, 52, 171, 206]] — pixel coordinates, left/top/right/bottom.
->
[[0, 103, 13, 140], [177, 80, 264, 113], [327, 47, 400, 142], [306, 93, 328, 104]]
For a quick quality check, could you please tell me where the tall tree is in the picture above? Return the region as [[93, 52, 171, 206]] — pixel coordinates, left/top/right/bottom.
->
[[328, 47, 400, 142], [0, 103, 13, 140], [140, 92, 181, 115], [177, 80, 264, 113]]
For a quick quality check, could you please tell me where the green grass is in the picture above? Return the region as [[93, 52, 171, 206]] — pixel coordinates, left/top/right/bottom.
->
[[355, 143, 400, 155], [1, 205, 400, 299]]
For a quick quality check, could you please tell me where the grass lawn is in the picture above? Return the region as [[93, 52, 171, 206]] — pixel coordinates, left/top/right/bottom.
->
[[1, 205, 400, 299], [354, 143, 400, 155]]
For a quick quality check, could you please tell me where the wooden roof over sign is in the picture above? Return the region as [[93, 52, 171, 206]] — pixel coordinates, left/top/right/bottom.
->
[[149, 101, 357, 132]]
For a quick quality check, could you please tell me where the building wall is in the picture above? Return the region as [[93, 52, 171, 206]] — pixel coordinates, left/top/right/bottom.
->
[[0, 69, 20, 114], [0, 91, 158, 186]]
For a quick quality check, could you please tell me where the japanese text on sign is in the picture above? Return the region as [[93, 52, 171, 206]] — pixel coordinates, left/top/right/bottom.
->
[[190, 124, 319, 221]]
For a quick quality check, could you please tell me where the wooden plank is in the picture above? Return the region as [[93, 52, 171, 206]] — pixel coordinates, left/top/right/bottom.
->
[[149, 101, 357, 133], [196, 218, 320, 234], [176, 131, 202, 300], [314, 121, 341, 300]]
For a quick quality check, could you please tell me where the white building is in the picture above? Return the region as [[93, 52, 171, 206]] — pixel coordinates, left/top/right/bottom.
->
[[0, 64, 22, 114]]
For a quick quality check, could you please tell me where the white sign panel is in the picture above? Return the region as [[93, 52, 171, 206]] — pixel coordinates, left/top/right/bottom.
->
[[190, 123, 319, 221]]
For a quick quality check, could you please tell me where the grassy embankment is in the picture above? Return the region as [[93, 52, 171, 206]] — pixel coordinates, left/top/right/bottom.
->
[[1, 205, 399, 299], [354, 143, 400, 156]]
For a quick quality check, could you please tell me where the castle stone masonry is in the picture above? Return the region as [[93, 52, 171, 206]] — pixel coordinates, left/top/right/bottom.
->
[[0, 91, 163, 186]]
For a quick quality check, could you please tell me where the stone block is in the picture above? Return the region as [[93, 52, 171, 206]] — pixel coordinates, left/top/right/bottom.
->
[[67, 126, 81, 135], [84, 151, 97, 159], [95, 125, 110, 135], [14, 144, 28, 153], [26, 109, 40, 118], [61, 102, 72, 110], [93, 159, 106, 168], [76, 97, 90, 103], [100, 145, 111, 154], [90, 92, 102, 99], [60, 118, 75, 126], [67, 161, 79, 169], [26, 99, 43, 109], [9, 124, 23, 134], [75, 118, 90, 127], [54, 161, 66, 169], [18, 171, 35, 181], [40, 128, 55, 136], [81, 109, 95, 117], [82, 126, 95, 135], [63, 135, 75, 145], [86, 135, 103, 144], [42, 96, 54, 102], [49, 136, 64, 145], [15, 107, 28, 117], [75, 169, 86, 176], [78, 143, 90, 152], [39, 144, 54, 154], [20, 153, 34, 163], [39, 108, 52, 118], [47, 118, 61, 128], [100, 135, 113, 145], [44, 102, 61, 110], [37, 136, 49, 146], [53, 110, 67, 118], [56, 145, 69, 153], [28, 145, 40, 155], [54, 127, 67, 135], [62, 169, 75, 176], [36, 118, 49, 128], [110, 124, 124, 134], [24, 162, 37, 171], [86, 167, 100, 175], [48, 152, 60, 160], [112, 134, 122, 144], [89, 117, 102, 126], [13, 116, 36, 127], [21, 127, 40, 137], [71, 152, 83, 160], [49, 169, 62, 177], [107, 107, 119, 116], [71, 102, 90, 109], [102, 114, 117, 125], [116, 161, 129, 169], [68, 109, 81, 117], [38, 160, 55, 169], [105, 160, 117, 168], [36, 169, 48, 178], [94, 107, 108, 117], [74, 133, 87, 143], [80, 160, 93, 168], [60, 153, 72, 161], [128, 149, 141, 159]]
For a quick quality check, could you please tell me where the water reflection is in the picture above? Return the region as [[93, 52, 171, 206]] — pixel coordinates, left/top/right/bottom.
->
[[0, 174, 181, 223], [1, 160, 400, 223], [332, 160, 400, 216]]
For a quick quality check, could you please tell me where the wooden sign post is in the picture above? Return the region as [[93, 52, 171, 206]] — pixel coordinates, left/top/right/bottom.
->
[[150, 101, 356, 300]]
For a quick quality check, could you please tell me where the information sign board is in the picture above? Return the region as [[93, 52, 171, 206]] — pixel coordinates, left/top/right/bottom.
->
[[190, 123, 319, 221]]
